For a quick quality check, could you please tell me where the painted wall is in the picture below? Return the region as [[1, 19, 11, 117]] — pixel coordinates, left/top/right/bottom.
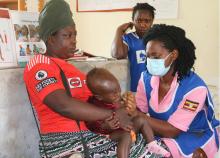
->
[[218, 0, 220, 122], [68, 0, 219, 87]]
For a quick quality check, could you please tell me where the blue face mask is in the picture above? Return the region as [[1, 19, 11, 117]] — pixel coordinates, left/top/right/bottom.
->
[[146, 53, 172, 77]]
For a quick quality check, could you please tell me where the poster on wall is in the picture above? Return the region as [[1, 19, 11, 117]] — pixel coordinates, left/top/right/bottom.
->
[[77, 0, 178, 19], [0, 8, 17, 68], [10, 11, 46, 67]]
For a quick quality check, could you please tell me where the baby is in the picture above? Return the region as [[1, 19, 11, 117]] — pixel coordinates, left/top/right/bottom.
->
[[86, 68, 170, 158]]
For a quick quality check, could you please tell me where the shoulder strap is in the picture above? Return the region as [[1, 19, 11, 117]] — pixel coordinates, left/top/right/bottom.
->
[[50, 58, 90, 158]]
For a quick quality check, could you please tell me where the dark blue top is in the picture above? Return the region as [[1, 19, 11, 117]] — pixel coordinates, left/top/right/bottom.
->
[[123, 32, 146, 92]]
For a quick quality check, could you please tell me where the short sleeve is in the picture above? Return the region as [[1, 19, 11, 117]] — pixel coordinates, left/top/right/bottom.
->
[[25, 63, 65, 102], [122, 34, 129, 51], [168, 86, 207, 131], [136, 73, 148, 113]]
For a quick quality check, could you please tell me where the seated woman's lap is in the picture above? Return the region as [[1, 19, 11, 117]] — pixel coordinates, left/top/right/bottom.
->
[[39, 131, 166, 158]]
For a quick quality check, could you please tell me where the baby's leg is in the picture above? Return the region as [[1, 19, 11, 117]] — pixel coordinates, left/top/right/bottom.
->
[[132, 115, 154, 143], [132, 116, 171, 157], [109, 130, 132, 158]]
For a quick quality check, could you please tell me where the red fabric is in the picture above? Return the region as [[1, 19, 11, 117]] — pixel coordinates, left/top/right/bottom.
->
[[85, 96, 119, 134], [24, 54, 92, 134]]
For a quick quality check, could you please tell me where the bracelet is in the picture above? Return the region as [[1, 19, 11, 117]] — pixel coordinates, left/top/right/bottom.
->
[[130, 130, 136, 143]]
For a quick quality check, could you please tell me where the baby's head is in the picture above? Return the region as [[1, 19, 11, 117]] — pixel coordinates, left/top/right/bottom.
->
[[86, 68, 121, 104]]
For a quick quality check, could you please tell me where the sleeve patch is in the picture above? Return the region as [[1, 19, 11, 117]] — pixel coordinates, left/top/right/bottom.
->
[[68, 77, 82, 88], [35, 77, 57, 92], [35, 70, 48, 81], [182, 99, 199, 112]]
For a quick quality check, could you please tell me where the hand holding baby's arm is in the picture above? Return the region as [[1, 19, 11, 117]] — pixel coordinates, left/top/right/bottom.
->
[[101, 112, 120, 130], [122, 91, 137, 117]]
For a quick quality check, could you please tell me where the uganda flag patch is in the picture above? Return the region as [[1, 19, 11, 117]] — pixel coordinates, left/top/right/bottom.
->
[[182, 99, 199, 112]]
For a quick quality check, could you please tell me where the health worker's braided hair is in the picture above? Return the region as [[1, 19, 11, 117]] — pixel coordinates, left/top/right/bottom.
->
[[143, 24, 196, 81]]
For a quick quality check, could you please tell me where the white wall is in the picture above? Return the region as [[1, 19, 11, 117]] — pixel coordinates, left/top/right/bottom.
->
[[67, 0, 219, 87], [216, 0, 219, 148]]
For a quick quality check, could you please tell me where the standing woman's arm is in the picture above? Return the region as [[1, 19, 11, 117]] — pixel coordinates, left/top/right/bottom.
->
[[111, 22, 132, 59]]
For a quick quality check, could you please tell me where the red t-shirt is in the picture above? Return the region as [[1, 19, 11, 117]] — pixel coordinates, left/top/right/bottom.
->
[[24, 54, 91, 134]]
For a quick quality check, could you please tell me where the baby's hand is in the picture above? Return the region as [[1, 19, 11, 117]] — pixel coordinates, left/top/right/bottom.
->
[[102, 112, 119, 130], [122, 91, 137, 116]]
